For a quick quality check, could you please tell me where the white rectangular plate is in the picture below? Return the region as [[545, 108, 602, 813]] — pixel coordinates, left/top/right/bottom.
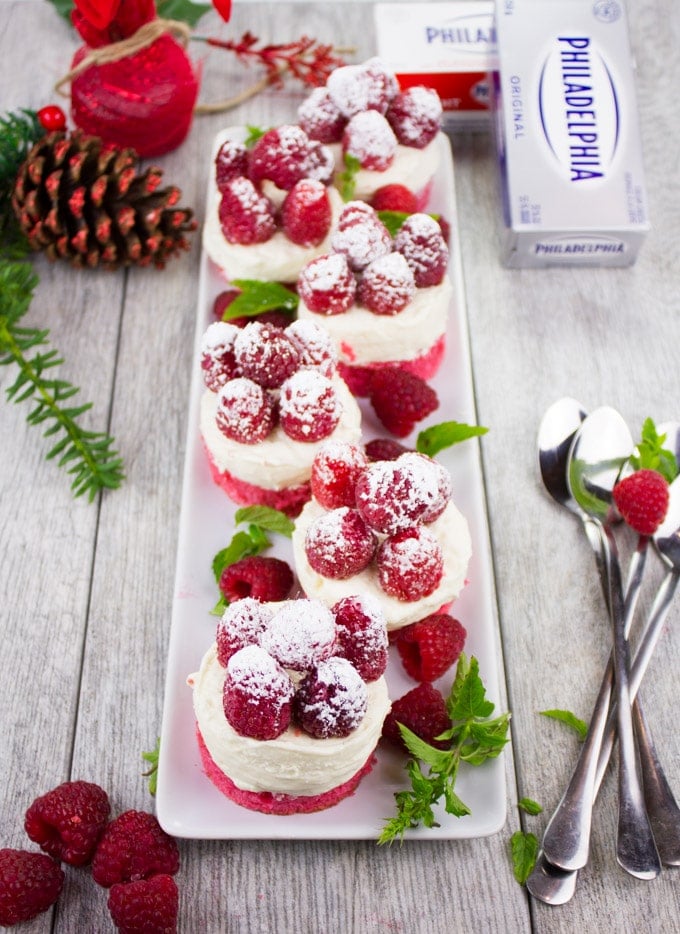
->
[[157, 129, 507, 840]]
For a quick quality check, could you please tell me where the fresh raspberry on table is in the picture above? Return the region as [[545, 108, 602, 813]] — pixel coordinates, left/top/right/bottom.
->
[[298, 86, 346, 143], [310, 439, 367, 509], [297, 253, 357, 315], [305, 507, 377, 579], [218, 176, 276, 245], [200, 321, 240, 392], [613, 468, 670, 535], [368, 367, 439, 438], [331, 209, 392, 272], [215, 378, 277, 444], [386, 86, 442, 149], [281, 178, 332, 247], [223, 646, 294, 740], [343, 110, 397, 171], [358, 252, 415, 315], [333, 594, 388, 682], [382, 682, 450, 752], [370, 184, 418, 214], [294, 657, 368, 738], [364, 437, 412, 462], [219, 556, 294, 606], [216, 597, 274, 666], [248, 125, 332, 190], [24, 780, 110, 867], [377, 525, 444, 601], [285, 319, 337, 374], [394, 213, 449, 287], [214, 139, 249, 191], [395, 613, 467, 682], [279, 369, 341, 441], [234, 321, 300, 389], [0, 848, 64, 926], [107, 873, 178, 934], [92, 811, 179, 888]]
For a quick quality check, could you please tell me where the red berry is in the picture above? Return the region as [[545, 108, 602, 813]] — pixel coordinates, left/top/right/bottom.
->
[[333, 594, 388, 682], [234, 321, 300, 389], [24, 780, 110, 867], [298, 253, 357, 315], [279, 370, 341, 442], [364, 437, 412, 461], [218, 176, 276, 245], [327, 60, 397, 117], [369, 367, 439, 438], [107, 873, 178, 934], [357, 252, 415, 315], [281, 178, 332, 247], [298, 86, 346, 143], [215, 378, 276, 444], [382, 682, 450, 752], [311, 440, 367, 509], [294, 657, 368, 738], [218, 556, 294, 606], [223, 646, 294, 740], [214, 139, 249, 191], [212, 288, 241, 321], [613, 469, 670, 535], [37, 104, 66, 132], [370, 184, 418, 214], [355, 456, 440, 534], [200, 321, 240, 391], [377, 525, 443, 601], [394, 213, 449, 287], [386, 86, 442, 149], [0, 848, 64, 926], [248, 125, 332, 190], [259, 599, 336, 671], [305, 507, 377, 579], [398, 451, 452, 523], [286, 319, 337, 373], [343, 110, 397, 171], [92, 811, 179, 888], [331, 208, 392, 272], [396, 613, 466, 682], [216, 597, 274, 666], [362, 58, 400, 112]]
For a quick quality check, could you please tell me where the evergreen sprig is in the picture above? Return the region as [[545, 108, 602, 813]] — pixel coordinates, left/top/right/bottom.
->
[[0, 108, 43, 258], [0, 260, 125, 500]]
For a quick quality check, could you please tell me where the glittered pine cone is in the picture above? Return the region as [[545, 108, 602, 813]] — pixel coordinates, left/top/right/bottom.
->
[[11, 129, 196, 269]]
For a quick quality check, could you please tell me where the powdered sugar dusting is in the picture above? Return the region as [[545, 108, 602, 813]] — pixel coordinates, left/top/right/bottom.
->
[[343, 111, 397, 170], [216, 597, 274, 666], [259, 599, 336, 670], [226, 645, 294, 701], [331, 215, 391, 272], [294, 657, 368, 737], [286, 318, 338, 372], [201, 321, 239, 354]]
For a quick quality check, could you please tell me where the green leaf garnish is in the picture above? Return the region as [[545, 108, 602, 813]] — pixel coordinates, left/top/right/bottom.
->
[[629, 417, 678, 483], [540, 708, 588, 741], [416, 421, 489, 458], [141, 738, 161, 796], [234, 505, 295, 537], [510, 830, 539, 884], [223, 280, 298, 320], [518, 797, 543, 815], [244, 125, 267, 148], [376, 210, 410, 237], [338, 153, 361, 201], [378, 654, 510, 844]]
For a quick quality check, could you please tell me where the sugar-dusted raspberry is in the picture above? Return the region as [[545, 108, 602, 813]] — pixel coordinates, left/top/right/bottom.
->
[[386, 86, 442, 149], [248, 125, 332, 190], [216, 597, 274, 666], [228, 309, 294, 330], [364, 437, 412, 461], [310, 439, 367, 509], [395, 451, 452, 524], [223, 645, 294, 739], [304, 140, 335, 186], [215, 377, 277, 444], [234, 321, 300, 389], [355, 458, 437, 534], [393, 213, 449, 287], [285, 319, 337, 374], [107, 874, 178, 934], [336, 201, 376, 229], [332, 594, 388, 682], [214, 138, 249, 190], [331, 210, 392, 272], [327, 60, 397, 118], [297, 252, 357, 315], [305, 507, 377, 579], [0, 849, 64, 926], [259, 599, 336, 671], [92, 811, 179, 887], [212, 287, 240, 321], [281, 178, 332, 247], [294, 657, 368, 738], [200, 321, 240, 391], [369, 367, 439, 438], [370, 184, 418, 214], [343, 110, 397, 171], [377, 525, 444, 601], [382, 682, 450, 752], [24, 780, 110, 867], [396, 613, 467, 682], [358, 252, 415, 315], [298, 86, 346, 143], [362, 58, 400, 112], [279, 369, 341, 441], [218, 176, 276, 245], [219, 556, 294, 606]]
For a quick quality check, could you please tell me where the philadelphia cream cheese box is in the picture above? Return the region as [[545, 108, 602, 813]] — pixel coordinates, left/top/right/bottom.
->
[[494, 0, 649, 267], [374, 2, 496, 126]]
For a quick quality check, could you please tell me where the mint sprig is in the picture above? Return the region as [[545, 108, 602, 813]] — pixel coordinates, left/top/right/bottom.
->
[[141, 738, 160, 796], [338, 153, 361, 202], [416, 420, 488, 458], [629, 417, 678, 483], [540, 708, 588, 741], [510, 830, 540, 884], [222, 280, 298, 321], [378, 654, 510, 844]]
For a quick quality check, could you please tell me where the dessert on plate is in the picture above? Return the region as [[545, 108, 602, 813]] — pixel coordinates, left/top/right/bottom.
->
[[190, 595, 391, 814]]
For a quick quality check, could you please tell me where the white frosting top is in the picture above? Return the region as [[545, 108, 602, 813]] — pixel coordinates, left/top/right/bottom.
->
[[330, 135, 441, 200]]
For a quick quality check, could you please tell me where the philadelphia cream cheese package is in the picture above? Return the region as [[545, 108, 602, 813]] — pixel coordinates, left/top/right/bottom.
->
[[494, 0, 649, 267]]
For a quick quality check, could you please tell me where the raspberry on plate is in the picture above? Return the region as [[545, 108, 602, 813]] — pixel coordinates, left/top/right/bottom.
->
[[305, 507, 377, 579], [279, 369, 341, 441], [92, 811, 179, 888], [377, 525, 444, 601], [200, 321, 240, 391], [394, 213, 449, 288], [331, 206, 392, 272], [234, 321, 300, 389], [216, 597, 275, 666], [281, 178, 332, 247], [358, 252, 415, 315], [381, 682, 450, 752], [310, 439, 368, 509], [107, 873, 178, 934], [386, 86, 443, 149], [333, 594, 388, 682], [215, 377, 277, 444], [223, 645, 294, 740], [24, 780, 110, 867], [219, 556, 294, 605], [395, 613, 467, 681], [343, 110, 397, 171], [364, 437, 412, 462], [248, 125, 332, 190], [214, 138, 249, 191], [259, 599, 336, 671], [355, 457, 438, 534], [218, 176, 276, 245], [0, 848, 64, 926], [298, 86, 346, 143], [297, 252, 357, 315], [369, 367, 439, 438], [370, 184, 418, 214], [286, 319, 337, 373], [294, 657, 368, 738], [613, 468, 670, 535]]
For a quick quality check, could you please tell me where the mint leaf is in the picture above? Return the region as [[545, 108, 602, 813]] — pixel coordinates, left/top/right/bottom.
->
[[446, 655, 495, 722], [338, 154, 361, 201], [510, 831, 539, 884], [225, 280, 298, 320], [244, 126, 267, 147], [376, 210, 410, 236], [397, 724, 454, 773], [518, 797, 543, 815], [234, 505, 295, 538], [417, 421, 488, 458], [211, 530, 269, 584], [630, 417, 678, 482], [141, 738, 161, 796], [540, 708, 588, 741]]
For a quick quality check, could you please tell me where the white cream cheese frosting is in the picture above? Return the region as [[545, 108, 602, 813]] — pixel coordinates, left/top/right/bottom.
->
[[329, 136, 441, 201]]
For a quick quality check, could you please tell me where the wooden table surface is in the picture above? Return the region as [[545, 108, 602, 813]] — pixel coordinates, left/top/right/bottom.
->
[[1, 1, 679, 931]]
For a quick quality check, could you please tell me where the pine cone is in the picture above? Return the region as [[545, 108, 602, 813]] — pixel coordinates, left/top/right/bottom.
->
[[11, 130, 197, 269]]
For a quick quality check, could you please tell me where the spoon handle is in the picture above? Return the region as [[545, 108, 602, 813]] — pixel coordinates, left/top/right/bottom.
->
[[633, 699, 680, 866]]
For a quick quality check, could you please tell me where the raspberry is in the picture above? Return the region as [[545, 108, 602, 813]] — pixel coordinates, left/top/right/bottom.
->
[[298, 86, 346, 143], [216, 597, 274, 666], [364, 437, 411, 461], [382, 682, 450, 752], [285, 319, 337, 374], [297, 253, 356, 315], [304, 507, 377, 579], [218, 176, 276, 245], [0, 849, 64, 926], [279, 369, 341, 441], [327, 60, 397, 117], [92, 811, 179, 887], [234, 321, 300, 389], [386, 86, 442, 149], [294, 658, 368, 738], [259, 599, 336, 671], [310, 439, 367, 508], [248, 125, 332, 190], [394, 213, 449, 288], [223, 646, 294, 740], [228, 309, 294, 331], [370, 184, 418, 214], [336, 201, 376, 228], [333, 594, 388, 682], [377, 525, 443, 601], [214, 138, 249, 191], [343, 110, 397, 171], [107, 874, 178, 934], [362, 58, 400, 112], [369, 368, 439, 438], [397, 451, 452, 523], [331, 210, 392, 272], [219, 556, 294, 605], [613, 469, 670, 535], [395, 613, 467, 681], [281, 178, 332, 247], [200, 321, 240, 391], [215, 378, 276, 444], [355, 457, 440, 534], [357, 252, 415, 315], [24, 780, 110, 867], [212, 287, 240, 321]]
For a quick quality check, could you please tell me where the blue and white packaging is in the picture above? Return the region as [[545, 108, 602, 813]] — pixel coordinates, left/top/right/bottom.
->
[[494, 0, 649, 267]]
